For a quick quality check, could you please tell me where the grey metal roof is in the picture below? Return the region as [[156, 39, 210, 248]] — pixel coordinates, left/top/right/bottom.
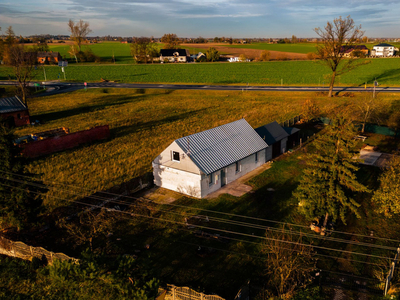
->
[[160, 49, 189, 57], [0, 96, 28, 114], [374, 43, 394, 47], [175, 119, 268, 175], [255, 121, 289, 145]]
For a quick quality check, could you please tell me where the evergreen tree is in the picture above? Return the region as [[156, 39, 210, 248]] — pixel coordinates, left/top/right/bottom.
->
[[293, 113, 369, 225], [0, 123, 44, 231], [372, 156, 400, 217]]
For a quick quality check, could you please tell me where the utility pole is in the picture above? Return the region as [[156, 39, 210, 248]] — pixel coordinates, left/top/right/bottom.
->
[[42, 65, 47, 82]]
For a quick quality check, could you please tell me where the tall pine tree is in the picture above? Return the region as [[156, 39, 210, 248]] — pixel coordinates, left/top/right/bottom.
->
[[293, 113, 369, 225], [0, 122, 44, 231], [372, 156, 400, 217]]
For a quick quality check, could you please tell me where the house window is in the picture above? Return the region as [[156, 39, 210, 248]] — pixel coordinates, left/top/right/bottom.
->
[[235, 161, 240, 173], [172, 151, 180, 162], [208, 173, 213, 186], [255, 152, 258, 163]]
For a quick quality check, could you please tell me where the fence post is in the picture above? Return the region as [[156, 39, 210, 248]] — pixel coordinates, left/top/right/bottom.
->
[[172, 285, 176, 300]]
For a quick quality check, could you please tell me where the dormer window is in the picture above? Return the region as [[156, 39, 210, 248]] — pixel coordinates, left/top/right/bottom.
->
[[172, 151, 180, 162]]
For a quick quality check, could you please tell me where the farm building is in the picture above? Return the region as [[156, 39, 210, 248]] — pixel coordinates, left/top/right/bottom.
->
[[0, 96, 30, 127], [340, 45, 369, 57], [160, 49, 190, 62], [371, 43, 398, 57], [36, 51, 62, 64], [255, 121, 288, 160], [152, 119, 269, 198]]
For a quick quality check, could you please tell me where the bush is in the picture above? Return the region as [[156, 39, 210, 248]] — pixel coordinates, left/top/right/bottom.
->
[[259, 50, 271, 61], [306, 52, 317, 60], [77, 48, 100, 63]]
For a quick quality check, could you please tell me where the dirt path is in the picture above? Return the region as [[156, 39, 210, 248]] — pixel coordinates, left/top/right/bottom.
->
[[183, 43, 308, 60]]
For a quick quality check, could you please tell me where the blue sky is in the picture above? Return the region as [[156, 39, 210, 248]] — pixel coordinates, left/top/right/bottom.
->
[[1, 0, 399, 38]]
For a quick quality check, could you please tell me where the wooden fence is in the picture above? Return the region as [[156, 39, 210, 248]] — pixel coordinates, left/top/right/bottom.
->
[[0, 235, 78, 264], [159, 284, 225, 300]]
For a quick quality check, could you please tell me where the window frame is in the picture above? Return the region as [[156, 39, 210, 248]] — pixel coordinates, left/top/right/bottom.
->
[[235, 161, 240, 173], [208, 172, 213, 186], [172, 151, 180, 162]]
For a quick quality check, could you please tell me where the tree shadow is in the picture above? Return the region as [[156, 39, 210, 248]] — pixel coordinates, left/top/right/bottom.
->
[[111, 108, 209, 139], [358, 68, 400, 86], [32, 94, 149, 122]]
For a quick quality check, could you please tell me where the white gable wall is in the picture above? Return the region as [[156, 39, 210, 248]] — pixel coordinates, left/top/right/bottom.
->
[[153, 163, 202, 198], [153, 141, 200, 174], [153, 141, 203, 198]]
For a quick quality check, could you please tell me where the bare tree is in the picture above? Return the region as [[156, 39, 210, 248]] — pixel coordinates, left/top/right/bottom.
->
[[7, 45, 37, 106], [260, 226, 316, 298], [315, 16, 366, 97], [353, 93, 385, 133], [68, 19, 92, 52], [59, 209, 116, 252], [68, 44, 79, 63]]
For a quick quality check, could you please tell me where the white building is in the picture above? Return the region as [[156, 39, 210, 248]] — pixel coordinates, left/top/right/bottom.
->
[[152, 119, 269, 198], [371, 43, 397, 57]]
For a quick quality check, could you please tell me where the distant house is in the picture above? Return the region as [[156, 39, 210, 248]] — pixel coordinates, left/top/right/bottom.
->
[[228, 57, 240, 62], [371, 43, 397, 57], [0, 96, 30, 127], [340, 45, 369, 57], [37, 51, 62, 64], [152, 119, 269, 198], [160, 49, 190, 62]]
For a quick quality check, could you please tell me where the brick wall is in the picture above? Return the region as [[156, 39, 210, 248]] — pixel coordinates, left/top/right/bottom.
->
[[21, 125, 110, 158]]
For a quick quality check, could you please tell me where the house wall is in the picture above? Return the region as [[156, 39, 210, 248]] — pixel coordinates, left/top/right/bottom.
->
[[266, 146, 273, 161], [0, 110, 30, 127], [152, 163, 202, 198], [160, 56, 187, 62], [200, 149, 267, 197], [153, 141, 201, 174], [372, 47, 395, 57], [280, 137, 288, 154]]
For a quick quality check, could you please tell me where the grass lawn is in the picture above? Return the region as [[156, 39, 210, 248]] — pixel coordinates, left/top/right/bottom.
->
[[1, 58, 400, 86], [48, 41, 134, 64], [17, 89, 326, 207]]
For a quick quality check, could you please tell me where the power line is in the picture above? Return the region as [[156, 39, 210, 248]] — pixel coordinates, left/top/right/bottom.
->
[[2, 169, 399, 244], [0, 174, 397, 254], [0, 181, 395, 263]]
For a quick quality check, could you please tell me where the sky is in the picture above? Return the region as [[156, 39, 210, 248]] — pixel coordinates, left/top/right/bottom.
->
[[1, 0, 399, 38]]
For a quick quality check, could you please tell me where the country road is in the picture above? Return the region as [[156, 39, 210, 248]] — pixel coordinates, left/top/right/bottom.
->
[[1, 80, 400, 96]]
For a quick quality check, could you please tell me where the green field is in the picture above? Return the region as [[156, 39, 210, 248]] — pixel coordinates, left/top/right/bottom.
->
[[48, 42, 134, 64], [227, 42, 400, 53], [1, 58, 400, 86], [47, 42, 213, 64], [226, 42, 318, 54]]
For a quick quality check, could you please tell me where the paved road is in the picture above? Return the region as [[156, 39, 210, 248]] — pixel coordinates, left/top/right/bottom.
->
[[1, 80, 400, 96]]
